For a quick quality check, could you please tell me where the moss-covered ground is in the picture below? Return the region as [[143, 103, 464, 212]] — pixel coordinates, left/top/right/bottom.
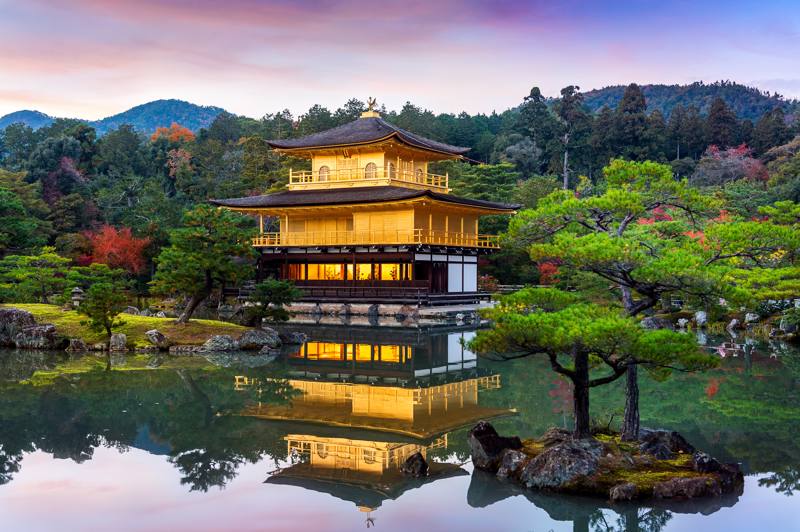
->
[[1, 303, 248, 347]]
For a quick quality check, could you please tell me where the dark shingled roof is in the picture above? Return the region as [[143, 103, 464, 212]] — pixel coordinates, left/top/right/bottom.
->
[[210, 186, 519, 211], [267, 116, 470, 155]]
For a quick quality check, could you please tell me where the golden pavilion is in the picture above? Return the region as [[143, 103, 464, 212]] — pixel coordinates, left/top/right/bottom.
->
[[212, 101, 518, 304]]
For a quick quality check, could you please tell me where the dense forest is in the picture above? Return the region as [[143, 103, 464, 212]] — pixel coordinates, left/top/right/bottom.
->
[[1, 82, 799, 292]]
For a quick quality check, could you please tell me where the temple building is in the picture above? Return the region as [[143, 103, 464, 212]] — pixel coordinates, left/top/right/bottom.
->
[[212, 102, 518, 305]]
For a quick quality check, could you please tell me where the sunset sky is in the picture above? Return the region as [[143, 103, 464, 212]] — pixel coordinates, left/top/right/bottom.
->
[[1, 0, 798, 119]]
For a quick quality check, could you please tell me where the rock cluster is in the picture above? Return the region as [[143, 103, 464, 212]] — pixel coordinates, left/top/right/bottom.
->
[[400, 452, 429, 478], [0, 308, 63, 350], [468, 421, 743, 503]]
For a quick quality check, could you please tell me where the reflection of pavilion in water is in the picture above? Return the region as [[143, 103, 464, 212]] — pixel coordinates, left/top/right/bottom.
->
[[238, 329, 510, 438], [236, 328, 510, 513]]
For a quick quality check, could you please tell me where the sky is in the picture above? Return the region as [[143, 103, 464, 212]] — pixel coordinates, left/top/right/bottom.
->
[[0, 0, 799, 120]]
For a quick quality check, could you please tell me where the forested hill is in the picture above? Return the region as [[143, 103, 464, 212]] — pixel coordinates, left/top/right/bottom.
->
[[0, 99, 224, 135], [0, 110, 54, 130], [582, 82, 799, 121], [90, 100, 224, 135]]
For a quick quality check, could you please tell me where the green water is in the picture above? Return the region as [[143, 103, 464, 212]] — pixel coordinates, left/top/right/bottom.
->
[[0, 327, 798, 531]]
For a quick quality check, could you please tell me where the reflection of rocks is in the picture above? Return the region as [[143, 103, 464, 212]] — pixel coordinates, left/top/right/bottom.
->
[[400, 452, 428, 478], [280, 331, 308, 345], [0, 350, 53, 381], [0, 308, 37, 346], [203, 351, 277, 368], [468, 421, 522, 472], [467, 467, 742, 522], [14, 324, 61, 350]]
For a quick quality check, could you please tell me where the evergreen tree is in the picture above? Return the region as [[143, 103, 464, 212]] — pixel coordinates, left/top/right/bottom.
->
[[151, 205, 256, 323], [667, 104, 687, 160], [553, 85, 592, 189], [705, 97, 739, 147], [518, 87, 560, 175], [613, 84, 649, 160], [646, 110, 668, 161], [682, 105, 707, 159], [752, 108, 791, 155]]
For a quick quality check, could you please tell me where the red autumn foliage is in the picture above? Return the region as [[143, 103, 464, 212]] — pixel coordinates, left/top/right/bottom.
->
[[705, 377, 721, 399], [637, 206, 674, 225], [684, 229, 706, 245], [538, 261, 560, 285], [151, 122, 196, 143], [83, 225, 151, 275]]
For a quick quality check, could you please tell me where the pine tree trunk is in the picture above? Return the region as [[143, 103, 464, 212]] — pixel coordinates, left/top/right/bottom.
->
[[562, 145, 570, 190], [177, 293, 206, 324], [619, 285, 641, 441], [572, 351, 591, 439], [177, 272, 213, 324], [621, 363, 640, 441]]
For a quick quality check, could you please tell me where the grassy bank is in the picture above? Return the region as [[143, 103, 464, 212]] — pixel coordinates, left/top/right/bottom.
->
[[1, 303, 248, 347]]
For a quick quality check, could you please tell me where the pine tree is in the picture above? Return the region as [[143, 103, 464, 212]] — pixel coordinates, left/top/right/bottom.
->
[[705, 98, 739, 147], [613, 84, 649, 160], [752, 108, 791, 155], [667, 104, 687, 160], [518, 87, 560, 174]]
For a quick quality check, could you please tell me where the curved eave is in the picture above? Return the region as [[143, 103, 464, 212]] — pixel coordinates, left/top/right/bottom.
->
[[268, 132, 469, 159]]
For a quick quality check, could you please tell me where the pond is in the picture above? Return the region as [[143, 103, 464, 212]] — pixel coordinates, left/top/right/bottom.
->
[[0, 325, 798, 532]]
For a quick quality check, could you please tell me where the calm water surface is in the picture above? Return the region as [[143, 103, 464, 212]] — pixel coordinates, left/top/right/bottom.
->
[[0, 326, 798, 532]]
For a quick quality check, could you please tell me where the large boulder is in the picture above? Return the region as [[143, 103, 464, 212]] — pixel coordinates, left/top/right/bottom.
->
[[123, 306, 140, 315], [0, 308, 37, 346], [609, 482, 638, 502], [779, 317, 797, 334], [468, 421, 523, 473], [694, 311, 708, 327], [238, 328, 281, 351], [65, 338, 88, 352], [145, 329, 171, 349], [280, 331, 308, 345], [13, 324, 60, 349], [653, 476, 721, 499], [744, 313, 759, 324], [109, 333, 127, 352], [520, 439, 602, 490], [400, 452, 428, 478], [691, 451, 743, 492], [201, 335, 239, 352], [640, 317, 673, 330], [639, 429, 695, 459], [496, 449, 528, 480]]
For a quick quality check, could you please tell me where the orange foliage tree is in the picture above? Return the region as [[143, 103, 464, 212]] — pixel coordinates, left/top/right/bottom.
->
[[84, 225, 151, 275], [150, 123, 196, 143]]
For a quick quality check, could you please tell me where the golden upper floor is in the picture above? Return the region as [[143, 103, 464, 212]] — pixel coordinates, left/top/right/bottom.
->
[[267, 110, 468, 193]]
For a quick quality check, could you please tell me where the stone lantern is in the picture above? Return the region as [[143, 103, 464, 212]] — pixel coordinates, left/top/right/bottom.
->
[[70, 287, 85, 308]]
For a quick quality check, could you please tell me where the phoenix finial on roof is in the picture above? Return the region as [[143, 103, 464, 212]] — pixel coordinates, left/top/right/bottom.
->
[[367, 97, 377, 112]]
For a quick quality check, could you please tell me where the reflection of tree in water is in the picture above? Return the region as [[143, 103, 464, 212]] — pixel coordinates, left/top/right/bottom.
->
[[590, 507, 671, 532], [0, 446, 23, 485], [0, 357, 295, 491], [759, 466, 800, 496], [170, 449, 244, 492]]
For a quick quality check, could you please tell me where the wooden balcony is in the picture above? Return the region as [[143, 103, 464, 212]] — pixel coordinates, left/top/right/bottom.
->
[[288, 166, 448, 192], [252, 229, 500, 249]]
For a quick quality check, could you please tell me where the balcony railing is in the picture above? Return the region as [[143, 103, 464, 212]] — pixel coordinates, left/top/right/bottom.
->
[[252, 229, 500, 249], [288, 166, 448, 191]]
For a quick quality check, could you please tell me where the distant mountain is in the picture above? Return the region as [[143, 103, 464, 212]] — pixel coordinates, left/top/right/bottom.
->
[[0, 99, 225, 135], [582, 82, 799, 121], [0, 110, 54, 130], [89, 99, 225, 135]]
